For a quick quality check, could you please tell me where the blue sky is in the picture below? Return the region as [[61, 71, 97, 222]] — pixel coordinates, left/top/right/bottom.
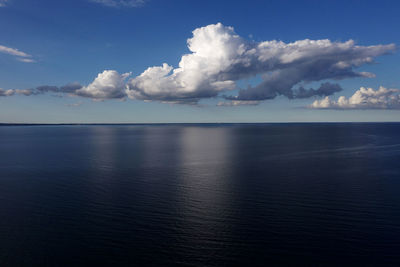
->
[[0, 0, 399, 123]]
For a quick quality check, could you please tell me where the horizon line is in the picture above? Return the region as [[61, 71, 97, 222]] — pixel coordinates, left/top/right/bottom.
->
[[1, 121, 400, 126]]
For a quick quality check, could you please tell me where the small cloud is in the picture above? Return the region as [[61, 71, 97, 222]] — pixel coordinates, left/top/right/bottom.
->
[[0, 44, 35, 63], [90, 0, 147, 8], [0, 88, 15, 97], [310, 86, 400, 109], [66, 102, 83, 107], [17, 58, 36, 63], [217, 100, 260, 106], [15, 89, 34, 96], [0, 45, 31, 57]]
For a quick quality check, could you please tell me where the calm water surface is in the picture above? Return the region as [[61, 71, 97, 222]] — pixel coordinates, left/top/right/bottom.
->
[[1, 123, 400, 266]]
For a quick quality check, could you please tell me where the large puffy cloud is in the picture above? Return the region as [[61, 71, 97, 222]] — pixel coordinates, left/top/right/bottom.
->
[[126, 24, 242, 103], [125, 23, 394, 103], [310, 86, 400, 109]]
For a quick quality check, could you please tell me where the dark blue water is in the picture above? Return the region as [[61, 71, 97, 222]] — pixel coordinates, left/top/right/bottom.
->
[[1, 123, 400, 266]]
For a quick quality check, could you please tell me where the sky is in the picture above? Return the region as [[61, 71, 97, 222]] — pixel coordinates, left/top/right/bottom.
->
[[0, 0, 400, 123]]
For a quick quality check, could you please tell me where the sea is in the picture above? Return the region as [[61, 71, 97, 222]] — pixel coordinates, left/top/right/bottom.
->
[[0, 123, 400, 266]]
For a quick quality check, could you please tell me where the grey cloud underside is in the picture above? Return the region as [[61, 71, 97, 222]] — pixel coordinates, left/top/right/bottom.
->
[[219, 83, 342, 106], [2, 83, 83, 96], [1, 23, 395, 105], [292, 82, 343, 99], [0, 88, 14, 96], [227, 61, 360, 101], [130, 87, 220, 103], [31, 83, 82, 95]]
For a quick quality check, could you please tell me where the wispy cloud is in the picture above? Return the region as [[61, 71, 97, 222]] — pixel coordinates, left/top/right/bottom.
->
[[0, 0, 9, 7], [0, 45, 30, 57], [17, 57, 36, 63], [217, 100, 260, 107], [310, 86, 400, 109], [90, 0, 147, 8], [0, 44, 35, 63], [66, 102, 83, 107]]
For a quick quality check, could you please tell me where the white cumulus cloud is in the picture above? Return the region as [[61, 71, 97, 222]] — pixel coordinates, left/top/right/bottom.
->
[[310, 86, 400, 109], [75, 70, 131, 100]]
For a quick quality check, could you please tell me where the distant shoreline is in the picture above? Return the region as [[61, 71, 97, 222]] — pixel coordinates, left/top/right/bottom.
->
[[1, 122, 400, 126]]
